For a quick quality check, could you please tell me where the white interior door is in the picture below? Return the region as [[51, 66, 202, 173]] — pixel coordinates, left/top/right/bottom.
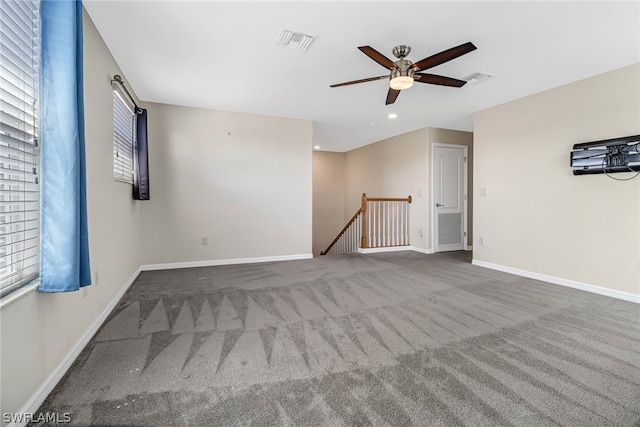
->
[[433, 144, 466, 252]]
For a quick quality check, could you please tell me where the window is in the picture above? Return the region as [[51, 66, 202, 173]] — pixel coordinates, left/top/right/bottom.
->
[[0, 0, 40, 297], [113, 88, 135, 183]]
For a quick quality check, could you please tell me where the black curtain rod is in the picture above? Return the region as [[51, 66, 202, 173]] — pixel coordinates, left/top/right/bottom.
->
[[111, 74, 141, 112]]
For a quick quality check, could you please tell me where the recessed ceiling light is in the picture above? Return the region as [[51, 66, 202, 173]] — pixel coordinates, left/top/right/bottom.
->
[[313, 145, 320, 150], [369, 122, 377, 127], [388, 113, 397, 119]]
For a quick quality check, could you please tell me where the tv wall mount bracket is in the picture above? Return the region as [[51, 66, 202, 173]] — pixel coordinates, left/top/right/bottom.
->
[[570, 134, 640, 176]]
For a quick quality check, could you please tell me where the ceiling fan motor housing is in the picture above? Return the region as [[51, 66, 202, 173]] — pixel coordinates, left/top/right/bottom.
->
[[392, 45, 411, 59], [391, 59, 414, 78]]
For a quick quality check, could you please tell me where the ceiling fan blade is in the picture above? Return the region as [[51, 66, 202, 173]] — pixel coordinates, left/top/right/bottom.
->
[[411, 42, 477, 72], [385, 88, 400, 105], [414, 73, 467, 87], [358, 46, 397, 70], [330, 75, 388, 88]]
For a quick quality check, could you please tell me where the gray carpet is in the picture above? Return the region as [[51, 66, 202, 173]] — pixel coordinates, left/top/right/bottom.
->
[[35, 251, 640, 426]]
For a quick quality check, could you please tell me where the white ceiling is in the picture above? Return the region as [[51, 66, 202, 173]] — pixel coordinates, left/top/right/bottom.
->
[[84, 1, 640, 152]]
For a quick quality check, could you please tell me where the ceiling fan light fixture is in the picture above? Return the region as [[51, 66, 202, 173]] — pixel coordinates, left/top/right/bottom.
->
[[390, 66, 414, 90], [390, 75, 414, 90]]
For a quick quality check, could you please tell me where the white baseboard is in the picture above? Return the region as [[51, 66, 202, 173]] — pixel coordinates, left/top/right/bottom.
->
[[358, 246, 413, 254], [410, 246, 435, 255], [12, 267, 142, 427], [472, 259, 640, 304], [356, 246, 439, 255], [140, 253, 313, 271]]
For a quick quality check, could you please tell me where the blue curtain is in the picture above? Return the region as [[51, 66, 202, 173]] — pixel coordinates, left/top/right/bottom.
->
[[39, 0, 91, 292]]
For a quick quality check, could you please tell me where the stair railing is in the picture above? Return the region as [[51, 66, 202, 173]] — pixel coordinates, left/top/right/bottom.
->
[[361, 193, 412, 249], [320, 193, 412, 255], [320, 208, 362, 255]]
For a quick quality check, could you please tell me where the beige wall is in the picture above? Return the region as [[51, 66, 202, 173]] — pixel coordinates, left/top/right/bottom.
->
[[344, 129, 429, 250], [1, 9, 143, 420], [312, 151, 346, 255], [139, 104, 313, 265], [343, 127, 473, 252], [474, 63, 640, 295]]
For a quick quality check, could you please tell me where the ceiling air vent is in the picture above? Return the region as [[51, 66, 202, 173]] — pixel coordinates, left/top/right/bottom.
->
[[274, 29, 315, 51], [464, 72, 492, 84]]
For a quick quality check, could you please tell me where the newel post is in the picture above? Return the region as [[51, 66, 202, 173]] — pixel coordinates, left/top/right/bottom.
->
[[360, 193, 368, 248]]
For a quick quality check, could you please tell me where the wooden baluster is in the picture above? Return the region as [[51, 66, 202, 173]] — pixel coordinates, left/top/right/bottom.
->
[[392, 202, 396, 246], [380, 201, 383, 247], [384, 202, 388, 247], [379, 202, 382, 247], [370, 201, 375, 247], [391, 202, 394, 246], [382, 202, 385, 247], [378, 202, 385, 247], [380, 202, 382, 247], [399, 198, 403, 245], [402, 202, 406, 245], [390, 202, 394, 246], [400, 201, 403, 246], [374, 202, 377, 248], [345, 225, 348, 253], [397, 202, 401, 246], [394, 202, 398, 246], [376, 201, 380, 247], [356, 215, 360, 252], [381, 202, 385, 247], [403, 202, 407, 245], [360, 193, 368, 249], [371, 201, 375, 247], [369, 201, 373, 247], [404, 196, 407, 244], [402, 201, 406, 245]]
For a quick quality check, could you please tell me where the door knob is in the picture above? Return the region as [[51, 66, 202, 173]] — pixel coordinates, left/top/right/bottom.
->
[[436, 203, 444, 207]]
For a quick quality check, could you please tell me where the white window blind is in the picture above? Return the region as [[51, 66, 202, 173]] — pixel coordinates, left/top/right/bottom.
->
[[0, 0, 40, 297], [113, 89, 134, 184]]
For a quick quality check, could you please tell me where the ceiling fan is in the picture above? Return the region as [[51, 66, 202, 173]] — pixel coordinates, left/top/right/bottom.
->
[[330, 41, 477, 105]]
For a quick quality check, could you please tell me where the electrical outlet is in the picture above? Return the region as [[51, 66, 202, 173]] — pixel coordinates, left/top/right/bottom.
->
[[201, 237, 208, 245], [82, 287, 88, 298], [479, 237, 485, 246], [418, 228, 423, 238]]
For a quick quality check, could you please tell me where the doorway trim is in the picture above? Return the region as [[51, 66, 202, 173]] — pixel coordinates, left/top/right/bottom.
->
[[430, 142, 469, 252]]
